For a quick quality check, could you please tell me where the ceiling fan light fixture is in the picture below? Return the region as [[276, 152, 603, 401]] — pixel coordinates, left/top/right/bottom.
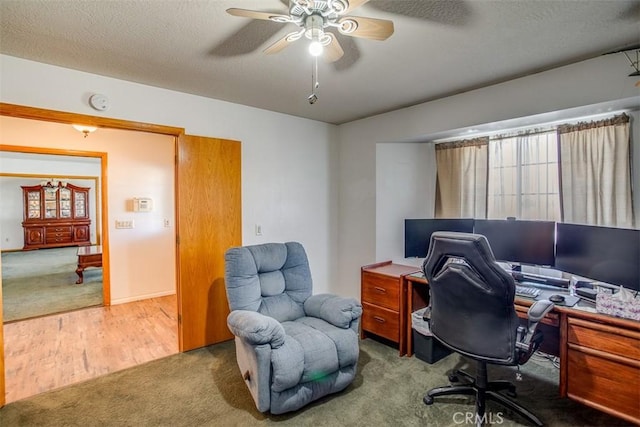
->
[[306, 14, 325, 57], [309, 39, 324, 56]]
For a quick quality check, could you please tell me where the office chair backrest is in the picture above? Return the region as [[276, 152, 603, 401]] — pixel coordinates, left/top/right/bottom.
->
[[225, 242, 313, 322], [422, 231, 520, 364]]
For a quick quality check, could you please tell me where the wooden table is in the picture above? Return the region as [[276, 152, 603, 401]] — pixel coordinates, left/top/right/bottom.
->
[[76, 245, 102, 284]]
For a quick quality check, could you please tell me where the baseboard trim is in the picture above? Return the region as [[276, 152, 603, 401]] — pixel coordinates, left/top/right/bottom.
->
[[111, 290, 176, 305]]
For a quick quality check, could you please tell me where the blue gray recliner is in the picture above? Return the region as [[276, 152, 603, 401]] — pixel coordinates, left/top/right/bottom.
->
[[224, 241, 362, 414]]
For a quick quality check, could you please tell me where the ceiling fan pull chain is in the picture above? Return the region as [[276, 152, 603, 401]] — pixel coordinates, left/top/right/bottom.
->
[[315, 55, 319, 89], [309, 56, 319, 104]]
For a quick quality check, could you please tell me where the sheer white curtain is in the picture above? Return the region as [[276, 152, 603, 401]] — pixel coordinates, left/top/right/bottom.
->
[[558, 113, 633, 228], [487, 130, 560, 221], [435, 138, 488, 218]]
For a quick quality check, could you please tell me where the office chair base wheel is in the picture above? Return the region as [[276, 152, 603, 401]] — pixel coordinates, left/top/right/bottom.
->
[[448, 373, 459, 383], [423, 395, 435, 405]]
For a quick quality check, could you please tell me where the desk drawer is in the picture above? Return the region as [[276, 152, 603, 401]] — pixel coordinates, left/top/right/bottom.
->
[[568, 318, 640, 361], [362, 302, 399, 342], [362, 274, 399, 311], [567, 350, 640, 423]]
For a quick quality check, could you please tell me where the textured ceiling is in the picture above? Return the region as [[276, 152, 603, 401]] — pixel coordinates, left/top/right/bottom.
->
[[1, 0, 639, 124]]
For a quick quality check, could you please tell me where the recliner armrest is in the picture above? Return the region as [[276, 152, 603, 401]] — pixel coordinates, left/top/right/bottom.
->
[[227, 310, 286, 348], [304, 294, 363, 329]]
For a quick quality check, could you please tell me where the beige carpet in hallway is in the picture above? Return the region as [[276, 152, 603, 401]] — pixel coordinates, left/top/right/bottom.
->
[[2, 247, 103, 322]]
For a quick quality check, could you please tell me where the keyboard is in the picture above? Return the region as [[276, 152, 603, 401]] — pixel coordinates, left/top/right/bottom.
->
[[515, 284, 541, 298]]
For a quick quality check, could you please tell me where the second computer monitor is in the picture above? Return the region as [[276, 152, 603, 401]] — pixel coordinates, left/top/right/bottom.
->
[[473, 219, 556, 266], [404, 218, 475, 258]]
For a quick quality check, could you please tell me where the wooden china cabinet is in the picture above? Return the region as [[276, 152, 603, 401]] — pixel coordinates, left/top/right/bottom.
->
[[21, 182, 91, 250]]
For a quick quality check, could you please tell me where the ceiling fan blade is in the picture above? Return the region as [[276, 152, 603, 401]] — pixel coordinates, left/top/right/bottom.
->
[[226, 8, 291, 23], [263, 31, 302, 55], [324, 34, 344, 63], [338, 16, 394, 41]]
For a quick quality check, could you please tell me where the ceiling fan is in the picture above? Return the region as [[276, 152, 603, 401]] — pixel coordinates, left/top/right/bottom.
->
[[226, 0, 395, 63]]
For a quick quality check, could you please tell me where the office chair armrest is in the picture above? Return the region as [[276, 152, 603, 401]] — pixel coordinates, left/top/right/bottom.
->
[[527, 299, 554, 324], [227, 310, 286, 348], [515, 300, 554, 362], [304, 294, 363, 329]]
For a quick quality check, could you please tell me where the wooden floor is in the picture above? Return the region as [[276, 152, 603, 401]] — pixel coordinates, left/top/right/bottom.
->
[[3, 295, 178, 403]]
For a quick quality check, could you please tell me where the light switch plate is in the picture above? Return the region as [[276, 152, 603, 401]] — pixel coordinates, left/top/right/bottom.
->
[[115, 219, 134, 229]]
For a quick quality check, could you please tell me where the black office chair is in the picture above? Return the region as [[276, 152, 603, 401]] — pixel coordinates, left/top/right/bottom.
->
[[421, 232, 554, 427]]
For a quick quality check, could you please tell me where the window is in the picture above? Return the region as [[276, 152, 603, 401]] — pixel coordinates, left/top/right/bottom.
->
[[487, 130, 560, 221], [436, 113, 632, 225]]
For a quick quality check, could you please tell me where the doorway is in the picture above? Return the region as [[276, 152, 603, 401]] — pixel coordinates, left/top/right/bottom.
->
[[0, 111, 177, 405], [0, 145, 110, 322], [0, 103, 241, 407], [1, 157, 105, 322]]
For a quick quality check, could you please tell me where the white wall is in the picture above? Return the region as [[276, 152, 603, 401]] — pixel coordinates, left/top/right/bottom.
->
[[375, 142, 436, 264], [338, 53, 640, 298], [0, 117, 176, 304], [0, 55, 339, 296]]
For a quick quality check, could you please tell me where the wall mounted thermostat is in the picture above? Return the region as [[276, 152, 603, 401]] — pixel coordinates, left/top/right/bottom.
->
[[133, 197, 153, 212], [89, 94, 110, 111]]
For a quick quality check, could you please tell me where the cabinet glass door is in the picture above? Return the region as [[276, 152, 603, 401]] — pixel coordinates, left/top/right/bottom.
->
[[44, 189, 58, 219], [75, 192, 86, 217], [59, 188, 72, 218], [27, 190, 41, 219]]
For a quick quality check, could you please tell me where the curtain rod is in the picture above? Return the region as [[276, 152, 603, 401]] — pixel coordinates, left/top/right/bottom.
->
[[489, 128, 556, 140]]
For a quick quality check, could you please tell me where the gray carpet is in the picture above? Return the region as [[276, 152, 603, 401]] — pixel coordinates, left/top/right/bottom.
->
[[2, 247, 103, 322], [0, 338, 628, 426]]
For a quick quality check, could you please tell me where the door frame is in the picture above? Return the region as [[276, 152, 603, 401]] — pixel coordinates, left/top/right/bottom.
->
[[0, 102, 185, 407]]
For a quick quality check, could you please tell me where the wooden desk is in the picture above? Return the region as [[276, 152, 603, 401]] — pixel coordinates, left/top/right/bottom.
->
[[76, 245, 102, 284], [403, 270, 640, 425], [361, 261, 420, 356]]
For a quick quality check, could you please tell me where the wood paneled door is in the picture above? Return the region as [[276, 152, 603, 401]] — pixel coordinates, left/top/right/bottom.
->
[[176, 134, 241, 351]]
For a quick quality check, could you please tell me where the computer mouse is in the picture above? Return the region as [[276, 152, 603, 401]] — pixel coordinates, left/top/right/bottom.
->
[[549, 294, 565, 303]]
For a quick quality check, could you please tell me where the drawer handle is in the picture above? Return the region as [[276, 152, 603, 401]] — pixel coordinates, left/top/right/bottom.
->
[[374, 286, 387, 293], [373, 316, 386, 323]]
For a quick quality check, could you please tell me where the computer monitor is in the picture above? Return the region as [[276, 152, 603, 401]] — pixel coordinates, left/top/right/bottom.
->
[[555, 223, 640, 291], [473, 219, 556, 267], [404, 218, 474, 258]]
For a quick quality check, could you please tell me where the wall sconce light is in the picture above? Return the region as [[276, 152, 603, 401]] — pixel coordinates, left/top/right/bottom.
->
[[72, 124, 98, 138]]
